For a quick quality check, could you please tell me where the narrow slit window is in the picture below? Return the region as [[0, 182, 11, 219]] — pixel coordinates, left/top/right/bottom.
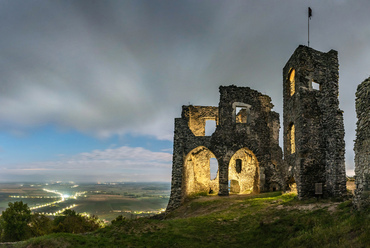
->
[[290, 124, 296, 154], [235, 159, 242, 173], [289, 69, 295, 96]]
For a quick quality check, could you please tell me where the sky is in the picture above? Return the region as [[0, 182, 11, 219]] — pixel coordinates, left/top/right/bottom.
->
[[0, 0, 369, 183]]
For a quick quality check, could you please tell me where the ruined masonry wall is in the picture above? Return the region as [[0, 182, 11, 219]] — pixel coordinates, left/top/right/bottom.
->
[[354, 78, 370, 209], [167, 86, 285, 212]]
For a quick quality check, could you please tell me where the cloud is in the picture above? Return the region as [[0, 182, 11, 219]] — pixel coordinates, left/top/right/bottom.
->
[[0, 0, 369, 172], [1, 146, 172, 182]]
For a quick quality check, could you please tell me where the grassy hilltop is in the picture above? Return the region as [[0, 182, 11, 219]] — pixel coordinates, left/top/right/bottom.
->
[[10, 192, 370, 248]]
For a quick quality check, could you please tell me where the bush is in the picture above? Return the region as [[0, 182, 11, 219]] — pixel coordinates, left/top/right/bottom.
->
[[53, 210, 102, 234], [30, 213, 53, 237], [0, 202, 104, 242]]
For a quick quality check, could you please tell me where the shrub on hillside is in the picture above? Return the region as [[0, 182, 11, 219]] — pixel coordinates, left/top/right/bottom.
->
[[53, 209, 102, 234], [0, 202, 104, 242]]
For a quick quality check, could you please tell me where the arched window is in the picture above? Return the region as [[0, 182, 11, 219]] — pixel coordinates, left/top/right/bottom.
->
[[289, 69, 295, 96], [290, 124, 296, 154]]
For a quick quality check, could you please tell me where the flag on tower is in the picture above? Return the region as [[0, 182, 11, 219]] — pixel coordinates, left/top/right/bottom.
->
[[308, 7, 312, 19]]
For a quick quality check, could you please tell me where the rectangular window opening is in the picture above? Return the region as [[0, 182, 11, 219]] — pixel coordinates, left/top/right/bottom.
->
[[236, 107, 248, 123], [312, 81, 320, 90], [210, 158, 218, 180], [205, 119, 217, 136], [235, 159, 242, 173], [290, 124, 296, 154], [315, 183, 323, 195]]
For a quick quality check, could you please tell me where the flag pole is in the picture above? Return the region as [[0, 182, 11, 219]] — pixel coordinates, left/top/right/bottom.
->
[[308, 10, 310, 47], [308, 7, 312, 47]]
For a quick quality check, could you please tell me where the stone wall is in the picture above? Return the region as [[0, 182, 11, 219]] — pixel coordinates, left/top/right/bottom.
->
[[166, 86, 285, 211], [354, 77, 370, 209], [283, 45, 346, 199]]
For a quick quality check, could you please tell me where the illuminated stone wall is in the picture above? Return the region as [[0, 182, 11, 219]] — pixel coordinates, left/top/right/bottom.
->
[[354, 78, 370, 209], [183, 146, 218, 196], [167, 86, 285, 211], [228, 148, 259, 194], [283, 45, 346, 199], [184, 106, 219, 136]]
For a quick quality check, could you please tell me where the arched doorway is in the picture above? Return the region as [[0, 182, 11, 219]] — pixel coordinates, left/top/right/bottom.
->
[[183, 146, 219, 198], [228, 148, 259, 194]]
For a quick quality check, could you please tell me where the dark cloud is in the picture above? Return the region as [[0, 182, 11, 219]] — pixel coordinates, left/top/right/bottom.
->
[[0, 0, 369, 174]]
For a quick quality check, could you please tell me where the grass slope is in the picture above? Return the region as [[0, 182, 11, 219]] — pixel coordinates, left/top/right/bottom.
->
[[12, 192, 370, 248]]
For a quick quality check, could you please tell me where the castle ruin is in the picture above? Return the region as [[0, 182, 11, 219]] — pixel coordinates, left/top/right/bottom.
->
[[167, 45, 348, 211], [354, 77, 370, 209]]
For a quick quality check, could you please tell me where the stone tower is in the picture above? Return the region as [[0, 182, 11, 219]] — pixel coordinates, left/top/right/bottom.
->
[[283, 45, 346, 198], [354, 77, 370, 209]]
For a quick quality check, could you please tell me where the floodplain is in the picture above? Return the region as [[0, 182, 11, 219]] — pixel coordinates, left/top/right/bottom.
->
[[0, 182, 170, 222]]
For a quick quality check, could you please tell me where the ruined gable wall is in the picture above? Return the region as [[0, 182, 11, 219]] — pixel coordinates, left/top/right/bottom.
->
[[182, 105, 218, 136], [354, 78, 370, 209], [210, 86, 285, 195], [167, 86, 285, 212], [283, 46, 346, 198]]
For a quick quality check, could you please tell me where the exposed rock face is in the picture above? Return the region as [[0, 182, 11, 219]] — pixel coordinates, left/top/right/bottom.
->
[[354, 77, 370, 209], [167, 86, 285, 211], [283, 45, 346, 199]]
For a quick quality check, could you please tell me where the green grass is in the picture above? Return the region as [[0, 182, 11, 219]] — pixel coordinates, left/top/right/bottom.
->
[[14, 192, 370, 248]]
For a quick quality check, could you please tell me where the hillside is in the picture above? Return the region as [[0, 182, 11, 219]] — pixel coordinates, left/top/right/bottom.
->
[[8, 191, 370, 248]]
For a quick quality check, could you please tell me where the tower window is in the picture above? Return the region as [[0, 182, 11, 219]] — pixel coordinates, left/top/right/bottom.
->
[[290, 124, 296, 154], [312, 81, 320, 90], [289, 69, 295, 96]]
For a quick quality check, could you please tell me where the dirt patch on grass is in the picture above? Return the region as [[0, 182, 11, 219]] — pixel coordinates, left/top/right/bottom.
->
[[275, 202, 340, 212], [347, 181, 356, 195]]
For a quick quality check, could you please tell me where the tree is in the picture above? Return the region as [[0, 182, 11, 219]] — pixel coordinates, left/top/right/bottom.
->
[[0, 201, 32, 241], [53, 210, 102, 234], [29, 213, 53, 237]]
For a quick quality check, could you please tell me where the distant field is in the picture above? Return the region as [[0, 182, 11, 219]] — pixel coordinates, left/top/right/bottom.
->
[[73, 193, 169, 221], [0, 182, 170, 221], [0, 183, 59, 212]]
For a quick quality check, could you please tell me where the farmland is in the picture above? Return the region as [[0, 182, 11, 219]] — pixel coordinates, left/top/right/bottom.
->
[[0, 182, 170, 221]]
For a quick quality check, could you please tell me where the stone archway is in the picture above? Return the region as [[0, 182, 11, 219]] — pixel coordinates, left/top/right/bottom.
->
[[183, 146, 219, 198], [228, 148, 259, 194]]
